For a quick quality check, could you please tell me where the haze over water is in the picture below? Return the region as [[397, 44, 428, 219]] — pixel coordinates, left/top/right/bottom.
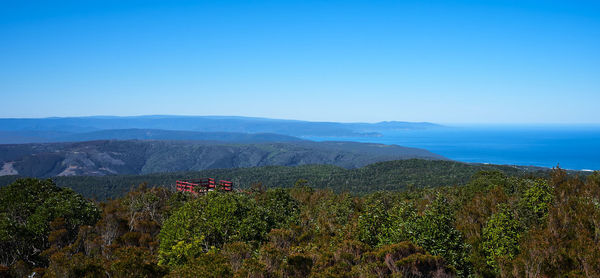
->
[[308, 125, 600, 171]]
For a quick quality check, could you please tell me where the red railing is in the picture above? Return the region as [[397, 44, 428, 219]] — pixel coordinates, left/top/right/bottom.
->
[[219, 180, 233, 191], [176, 178, 233, 194]]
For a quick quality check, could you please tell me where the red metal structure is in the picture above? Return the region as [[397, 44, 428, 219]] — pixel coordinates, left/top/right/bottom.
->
[[176, 178, 233, 194], [219, 180, 233, 192]]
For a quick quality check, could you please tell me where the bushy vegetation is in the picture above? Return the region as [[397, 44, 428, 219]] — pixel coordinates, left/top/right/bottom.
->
[[1, 168, 599, 277], [0, 179, 100, 269]]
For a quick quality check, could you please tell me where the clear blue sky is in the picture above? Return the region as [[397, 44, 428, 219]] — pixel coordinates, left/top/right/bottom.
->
[[1, 0, 598, 123]]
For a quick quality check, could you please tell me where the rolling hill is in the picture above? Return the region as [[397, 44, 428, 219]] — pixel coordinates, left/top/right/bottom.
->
[[0, 139, 446, 177]]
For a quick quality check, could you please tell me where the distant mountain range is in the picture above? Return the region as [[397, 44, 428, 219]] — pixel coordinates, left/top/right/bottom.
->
[[0, 140, 446, 177], [0, 129, 304, 144], [0, 115, 441, 143]]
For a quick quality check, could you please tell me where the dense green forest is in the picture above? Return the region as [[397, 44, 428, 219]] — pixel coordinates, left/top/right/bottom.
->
[[0, 159, 559, 200], [1, 167, 599, 277]]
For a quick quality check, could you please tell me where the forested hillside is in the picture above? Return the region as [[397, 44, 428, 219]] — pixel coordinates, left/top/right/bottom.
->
[[0, 159, 559, 200], [1, 168, 598, 277], [0, 140, 445, 178]]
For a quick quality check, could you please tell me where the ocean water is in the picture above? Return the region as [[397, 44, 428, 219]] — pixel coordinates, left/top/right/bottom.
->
[[307, 125, 600, 171]]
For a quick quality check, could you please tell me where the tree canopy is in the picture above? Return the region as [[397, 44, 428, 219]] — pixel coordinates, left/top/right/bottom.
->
[[1, 169, 600, 277]]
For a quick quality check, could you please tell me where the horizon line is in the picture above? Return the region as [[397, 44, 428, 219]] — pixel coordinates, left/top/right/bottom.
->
[[0, 114, 599, 126]]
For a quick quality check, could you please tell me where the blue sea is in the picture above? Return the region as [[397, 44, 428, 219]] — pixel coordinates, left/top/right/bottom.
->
[[307, 125, 600, 171]]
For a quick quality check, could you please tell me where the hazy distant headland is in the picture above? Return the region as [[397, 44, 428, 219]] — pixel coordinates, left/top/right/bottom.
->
[[0, 115, 441, 143]]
